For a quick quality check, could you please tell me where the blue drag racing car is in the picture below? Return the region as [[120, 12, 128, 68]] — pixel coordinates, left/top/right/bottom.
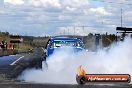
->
[[44, 37, 84, 58]]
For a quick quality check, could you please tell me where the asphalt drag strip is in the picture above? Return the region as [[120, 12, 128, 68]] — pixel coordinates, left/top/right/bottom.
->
[[0, 47, 45, 79], [0, 82, 131, 88]]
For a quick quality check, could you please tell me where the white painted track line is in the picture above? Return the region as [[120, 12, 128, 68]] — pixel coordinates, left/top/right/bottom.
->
[[10, 56, 24, 65]]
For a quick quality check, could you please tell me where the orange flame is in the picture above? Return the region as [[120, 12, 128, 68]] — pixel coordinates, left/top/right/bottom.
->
[[77, 65, 86, 76]]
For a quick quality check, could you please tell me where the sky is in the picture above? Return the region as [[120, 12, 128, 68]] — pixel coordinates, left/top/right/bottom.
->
[[0, 0, 132, 36]]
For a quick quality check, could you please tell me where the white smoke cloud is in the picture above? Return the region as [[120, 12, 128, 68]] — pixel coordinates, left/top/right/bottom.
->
[[18, 37, 132, 84]]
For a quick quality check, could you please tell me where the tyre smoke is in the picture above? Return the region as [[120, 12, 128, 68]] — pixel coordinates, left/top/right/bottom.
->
[[18, 37, 132, 84]]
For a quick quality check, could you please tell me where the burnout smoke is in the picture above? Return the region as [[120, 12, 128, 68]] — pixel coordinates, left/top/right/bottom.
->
[[18, 37, 132, 84]]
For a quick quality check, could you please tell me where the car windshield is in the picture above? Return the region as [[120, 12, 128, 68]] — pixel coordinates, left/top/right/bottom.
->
[[51, 41, 82, 48]]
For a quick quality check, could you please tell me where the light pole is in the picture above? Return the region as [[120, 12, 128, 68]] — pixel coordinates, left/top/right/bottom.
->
[[121, 8, 123, 27]]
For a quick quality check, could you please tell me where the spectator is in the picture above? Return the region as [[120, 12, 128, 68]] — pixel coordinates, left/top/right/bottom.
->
[[1, 41, 5, 49]]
